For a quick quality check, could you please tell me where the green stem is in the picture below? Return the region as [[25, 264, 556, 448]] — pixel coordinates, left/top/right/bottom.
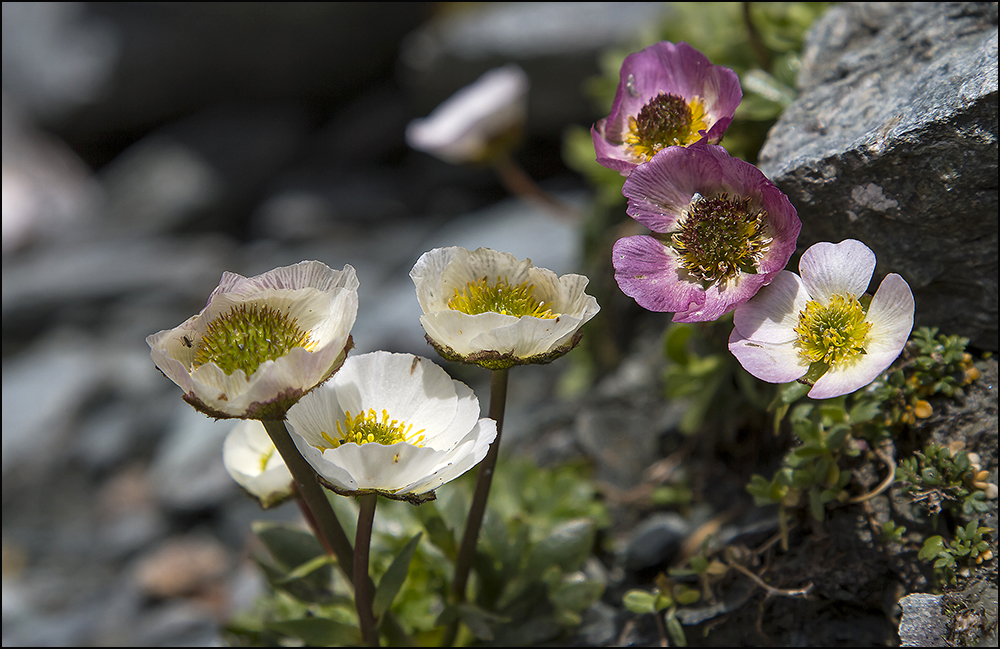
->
[[492, 156, 578, 222], [355, 494, 380, 647], [262, 419, 356, 580], [444, 368, 509, 645], [742, 1, 772, 71], [262, 419, 412, 647]]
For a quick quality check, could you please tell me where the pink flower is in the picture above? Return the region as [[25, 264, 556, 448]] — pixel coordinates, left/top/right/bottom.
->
[[593, 41, 742, 175], [729, 239, 914, 399], [613, 145, 800, 322]]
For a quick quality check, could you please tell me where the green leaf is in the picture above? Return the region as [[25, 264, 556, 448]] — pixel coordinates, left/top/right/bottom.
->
[[654, 591, 675, 611], [279, 554, 337, 583], [666, 609, 688, 647], [267, 618, 361, 647], [525, 518, 595, 575], [623, 589, 657, 614], [456, 602, 510, 641], [777, 380, 811, 405], [252, 522, 336, 603], [676, 587, 701, 606], [549, 578, 605, 613], [664, 324, 693, 364], [848, 399, 882, 424], [412, 501, 457, 560], [825, 425, 851, 452], [253, 522, 327, 572], [919, 536, 945, 560], [372, 532, 422, 620], [809, 487, 825, 521], [747, 474, 780, 505], [689, 555, 709, 575]]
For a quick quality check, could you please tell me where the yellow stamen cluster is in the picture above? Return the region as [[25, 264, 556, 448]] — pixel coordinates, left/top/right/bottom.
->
[[794, 294, 873, 366], [624, 93, 709, 160], [448, 276, 558, 319], [320, 409, 426, 448], [193, 303, 312, 376], [671, 193, 772, 287]]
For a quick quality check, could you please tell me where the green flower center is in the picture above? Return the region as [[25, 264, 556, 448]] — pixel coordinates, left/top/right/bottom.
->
[[320, 409, 426, 448], [670, 192, 772, 287], [448, 276, 558, 319], [794, 294, 872, 366], [193, 303, 312, 376], [625, 92, 709, 160]]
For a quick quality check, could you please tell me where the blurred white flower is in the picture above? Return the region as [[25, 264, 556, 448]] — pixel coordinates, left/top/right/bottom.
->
[[405, 64, 529, 165], [729, 239, 914, 399], [223, 419, 294, 508], [147, 261, 358, 419], [410, 246, 600, 370], [286, 351, 497, 503]]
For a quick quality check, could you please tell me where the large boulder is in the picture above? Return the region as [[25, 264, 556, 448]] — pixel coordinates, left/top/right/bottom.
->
[[757, 2, 998, 351]]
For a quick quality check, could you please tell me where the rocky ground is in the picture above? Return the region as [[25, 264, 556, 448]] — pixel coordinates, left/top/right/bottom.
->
[[3, 3, 997, 647]]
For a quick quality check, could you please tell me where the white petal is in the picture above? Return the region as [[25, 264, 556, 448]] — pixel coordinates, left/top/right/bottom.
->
[[471, 314, 584, 357], [347, 352, 460, 442], [807, 352, 895, 400], [728, 327, 809, 383], [327, 442, 444, 493], [405, 64, 528, 164], [865, 273, 915, 356], [400, 419, 497, 494], [291, 432, 358, 490], [420, 310, 517, 356], [733, 271, 807, 342], [425, 380, 487, 450], [800, 239, 874, 303], [223, 421, 293, 502], [411, 247, 462, 312]]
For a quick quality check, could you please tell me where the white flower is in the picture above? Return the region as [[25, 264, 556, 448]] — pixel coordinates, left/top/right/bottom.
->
[[147, 261, 358, 419], [223, 419, 295, 508], [410, 246, 600, 369], [405, 64, 529, 165], [729, 239, 914, 399], [286, 351, 497, 503]]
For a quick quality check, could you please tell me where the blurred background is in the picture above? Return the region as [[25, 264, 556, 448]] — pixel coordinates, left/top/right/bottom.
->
[[6, 2, 995, 646], [2, 2, 679, 645]]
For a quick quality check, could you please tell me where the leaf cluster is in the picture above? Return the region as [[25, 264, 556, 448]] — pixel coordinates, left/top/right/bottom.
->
[[224, 458, 609, 647], [851, 327, 980, 442], [623, 572, 702, 647], [897, 443, 991, 518], [747, 391, 856, 521], [445, 459, 609, 645], [746, 326, 983, 528], [918, 522, 995, 585]]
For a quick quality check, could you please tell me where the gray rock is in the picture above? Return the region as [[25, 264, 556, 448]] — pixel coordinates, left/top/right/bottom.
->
[[1, 234, 236, 320], [28, 3, 429, 138], [757, 2, 999, 351], [899, 581, 1000, 647], [99, 104, 310, 235], [899, 593, 948, 646], [149, 404, 235, 512], [1, 330, 104, 479], [622, 511, 691, 572], [1, 3, 118, 120]]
